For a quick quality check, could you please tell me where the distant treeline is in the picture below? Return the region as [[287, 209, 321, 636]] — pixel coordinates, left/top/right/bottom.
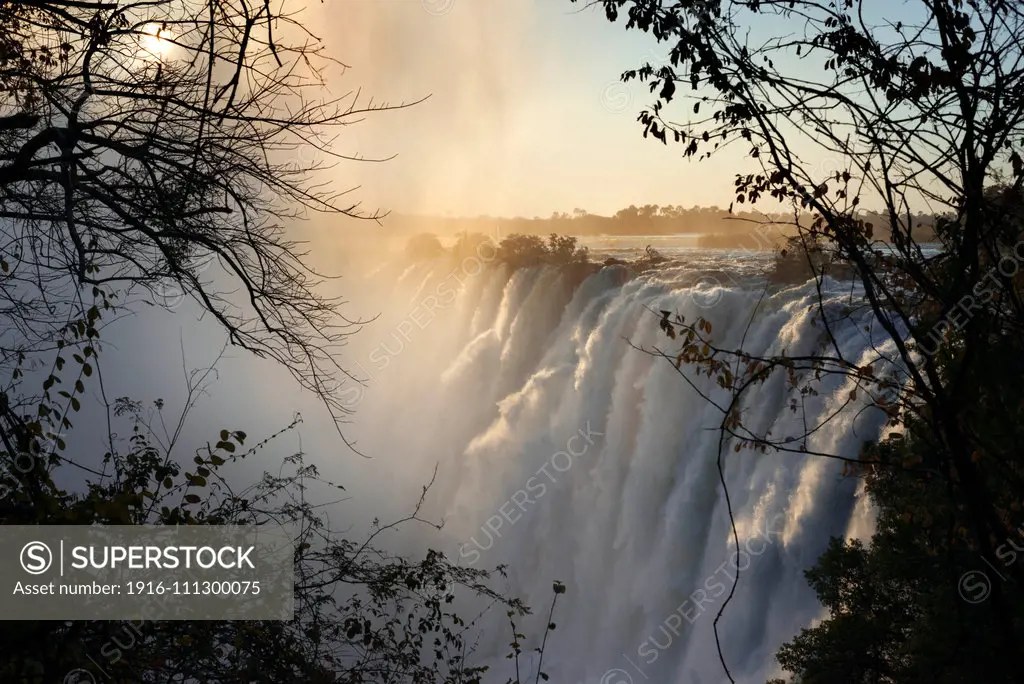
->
[[383, 205, 939, 242]]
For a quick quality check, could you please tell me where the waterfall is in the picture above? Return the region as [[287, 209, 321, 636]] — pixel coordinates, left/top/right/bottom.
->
[[339, 250, 887, 684]]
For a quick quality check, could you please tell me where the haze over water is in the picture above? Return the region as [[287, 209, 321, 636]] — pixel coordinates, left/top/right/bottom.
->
[[49, 2, 894, 680], [329, 242, 887, 683]]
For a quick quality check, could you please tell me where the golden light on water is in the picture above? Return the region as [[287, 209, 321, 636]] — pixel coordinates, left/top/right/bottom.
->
[[140, 23, 174, 61]]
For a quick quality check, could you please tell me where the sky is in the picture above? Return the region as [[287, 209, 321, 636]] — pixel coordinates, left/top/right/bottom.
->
[[303, 0, 756, 218]]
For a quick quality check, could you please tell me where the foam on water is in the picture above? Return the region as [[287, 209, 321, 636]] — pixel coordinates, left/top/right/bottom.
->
[[340, 253, 892, 684]]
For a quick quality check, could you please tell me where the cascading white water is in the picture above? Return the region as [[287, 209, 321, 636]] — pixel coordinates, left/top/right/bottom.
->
[[338, 247, 888, 684]]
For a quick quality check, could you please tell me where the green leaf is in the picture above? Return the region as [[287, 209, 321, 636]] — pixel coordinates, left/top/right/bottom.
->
[[82, 363, 92, 377], [184, 494, 201, 504]]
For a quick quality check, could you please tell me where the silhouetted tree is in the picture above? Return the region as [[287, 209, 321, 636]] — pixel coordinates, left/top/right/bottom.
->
[[0, 359, 558, 683], [495, 234, 550, 268], [405, 233, 446, 261], [766, 414, 1024, 684], [0, 0, 411, 443], [0, 2, 567, 682], [582, 0, 1024, 676]]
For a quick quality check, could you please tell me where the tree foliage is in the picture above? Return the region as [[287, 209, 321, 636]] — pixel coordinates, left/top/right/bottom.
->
[[0, 0, 411, 437], [493, 234, 588, 269], [581, 0, 1024, 677], [767, 419, 1024, 684], [0, 1, 565, 681], [406, 233, 447, 262], [0, 364, 542, 683], [382, 207, 938, 242]]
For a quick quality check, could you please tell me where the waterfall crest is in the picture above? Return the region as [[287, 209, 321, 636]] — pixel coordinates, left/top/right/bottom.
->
[[344, 253, 887, 684]]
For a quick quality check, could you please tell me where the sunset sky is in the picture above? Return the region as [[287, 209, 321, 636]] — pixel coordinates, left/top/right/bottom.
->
[[311, 0, 757, 218]]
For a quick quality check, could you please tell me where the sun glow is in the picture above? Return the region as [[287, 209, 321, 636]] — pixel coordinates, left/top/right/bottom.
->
[[140, 23, 174, 61]]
